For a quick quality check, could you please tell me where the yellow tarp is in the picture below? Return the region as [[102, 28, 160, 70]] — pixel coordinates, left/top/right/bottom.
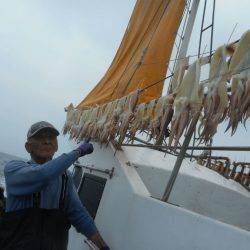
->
[[77, 0, 185, 109]]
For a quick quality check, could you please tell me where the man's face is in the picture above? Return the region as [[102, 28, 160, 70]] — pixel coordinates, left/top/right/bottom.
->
[[26, 130, 58, 161]]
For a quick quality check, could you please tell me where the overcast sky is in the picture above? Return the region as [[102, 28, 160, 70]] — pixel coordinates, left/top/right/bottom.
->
[[0, 0, 249, 161]]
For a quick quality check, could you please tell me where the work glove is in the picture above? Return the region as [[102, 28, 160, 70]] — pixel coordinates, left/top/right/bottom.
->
[[100, 246, 110, 250], [75, 142, 94, 157]]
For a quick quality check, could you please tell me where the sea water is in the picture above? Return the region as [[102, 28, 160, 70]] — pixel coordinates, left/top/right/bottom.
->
[[0, 157, 6, 187]]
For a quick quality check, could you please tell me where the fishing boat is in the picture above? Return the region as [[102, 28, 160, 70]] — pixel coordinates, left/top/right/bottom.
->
[[64, 1, 250, 249]]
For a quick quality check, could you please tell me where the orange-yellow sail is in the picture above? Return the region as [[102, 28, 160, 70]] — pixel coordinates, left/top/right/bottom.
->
[[77, 0, 186, 109]]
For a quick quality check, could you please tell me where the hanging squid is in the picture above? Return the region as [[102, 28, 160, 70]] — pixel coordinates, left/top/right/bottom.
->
[[88, 104, 107, 140], [77, 106, 99, 141], [69, 109, 85, 140], [63, 104, 83, 140], [63, 103, 76, 135], [169, 56, 209, 148], [154, 95, 175, 144], [99, 97, 127, 143], [199, 45, 231, 143], [154, 57, 189, 144], [117, 90, 140, 145], [226, 30, 250, 134], [148, 96, 166, 140], [128, 102, 147, 142], [140, 99, 157, 133], [70, 109, 90, 140], [91, 101, 116, 141]]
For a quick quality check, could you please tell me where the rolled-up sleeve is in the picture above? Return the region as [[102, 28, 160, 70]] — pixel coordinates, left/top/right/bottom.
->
[[65, 174, 98, 238]]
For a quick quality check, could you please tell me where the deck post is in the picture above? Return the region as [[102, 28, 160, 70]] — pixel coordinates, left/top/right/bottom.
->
[[162, 110, 201, 202]]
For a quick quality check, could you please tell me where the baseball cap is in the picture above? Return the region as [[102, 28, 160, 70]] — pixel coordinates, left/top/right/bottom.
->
[[27, 121, 59, 139]]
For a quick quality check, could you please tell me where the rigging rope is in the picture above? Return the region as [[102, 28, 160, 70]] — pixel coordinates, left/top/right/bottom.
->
[[110, 0, 167, 98], [121, 0, 173, 95]]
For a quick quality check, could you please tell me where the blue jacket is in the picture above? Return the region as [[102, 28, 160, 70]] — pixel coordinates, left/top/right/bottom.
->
[[4, 151, 98, 238]]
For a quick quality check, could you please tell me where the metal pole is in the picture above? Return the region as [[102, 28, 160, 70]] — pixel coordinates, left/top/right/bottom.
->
[[198, 0, 207, 57], [176, 0, 201, 67], [122, 143, 250, 152], [162, 110, 201, 202], [74, 163, 115, 178], [210, 0, 216, 58], [168, 0, 201, 93]]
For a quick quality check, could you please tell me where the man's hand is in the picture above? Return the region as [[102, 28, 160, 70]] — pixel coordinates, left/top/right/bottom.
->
[[74, 142, 94, 157], [100, 246, 110, 250], [89, 232, 110, 249]]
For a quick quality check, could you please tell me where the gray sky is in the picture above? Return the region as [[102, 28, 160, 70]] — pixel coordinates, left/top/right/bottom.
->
[[0, 0, 249, 161]]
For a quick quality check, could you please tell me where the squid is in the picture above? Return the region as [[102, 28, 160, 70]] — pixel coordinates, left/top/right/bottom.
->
[[88, 104, 107, 140], [153, 58, 189, 144], [117, 90, 140, 145], [199, 45, 231, 142], [69, 109, 85, 139], [92, 101, 117, 141], [78, 106, 99, 141], [169, 57, 209, 148], [85, 107, 100, 139], [73, 109, 91, 140], [140, 99, 157, 133], [128, 102, 147, 142], [63, 103, 75, 135], [148, 96, 166, 140], [148, 95, 174, 142], [154, 95, 175, 144], [226, 30, 250, 134], [100, 97, 127, 143], [169, 57, 190, 94]]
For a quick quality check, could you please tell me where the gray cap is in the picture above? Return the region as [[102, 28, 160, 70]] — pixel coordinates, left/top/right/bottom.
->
[[27, 121, 59, 139]]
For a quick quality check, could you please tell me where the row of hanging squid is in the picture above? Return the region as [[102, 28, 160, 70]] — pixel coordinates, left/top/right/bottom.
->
[[63, 30, 250, 148]]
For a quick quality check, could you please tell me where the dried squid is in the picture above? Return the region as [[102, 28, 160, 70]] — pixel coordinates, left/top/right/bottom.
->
[[78, 106, 99, 141], [100, 97, 127, 143], [199, 45, 231, 142], [70, 109, 90, 140], [128, 102, 147, 142], [63, 103, 75, 135], [226, 30, 250, 134], [140, 99, 157, 133], [117, 90, 140, 145], [148, 96, 166, 140], [154, 58, 189, 144], [69, 109, 85, 139], [169, 57, 209, 148], [92, 101, 117, 141], [89, 104, 107, 139], [154, 95, 174, 144]]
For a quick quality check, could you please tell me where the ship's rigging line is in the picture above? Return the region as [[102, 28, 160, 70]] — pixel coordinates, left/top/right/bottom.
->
[[121, 0, 175, 95], [110, 0, 186, 98], [131, 38, 240, 69], [109, 0, 169, 98], [171, 0, 192, 78], [109, 1, 192, 77], [137, 61, 250, 98], [138, 36, 239, 66], [74, 62, 250, 111], [227, 23, 238, 44], [140, 50, 214, 66]]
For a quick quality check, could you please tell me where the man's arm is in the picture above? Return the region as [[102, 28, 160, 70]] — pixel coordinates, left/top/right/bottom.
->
[[65, 174, 109, 249], [4, 151, 79, 196]]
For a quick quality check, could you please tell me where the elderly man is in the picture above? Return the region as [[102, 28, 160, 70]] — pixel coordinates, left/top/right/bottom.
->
[[0, 121, 109, 250]]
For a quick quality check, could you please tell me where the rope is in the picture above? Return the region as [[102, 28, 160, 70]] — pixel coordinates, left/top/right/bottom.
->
[[139, 74, 174, 93], [121, 0, 173, 95], [110, 0, 167, 98]]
